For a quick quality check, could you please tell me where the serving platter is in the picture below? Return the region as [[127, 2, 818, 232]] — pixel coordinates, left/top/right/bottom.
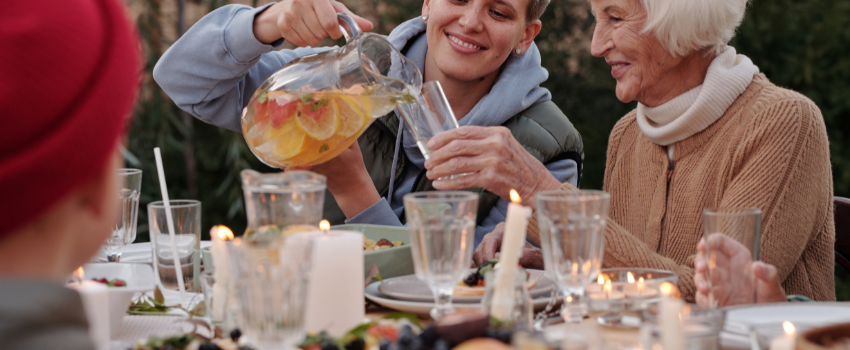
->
[[366, 281, 556, 316], [378, 269, 554, 303]]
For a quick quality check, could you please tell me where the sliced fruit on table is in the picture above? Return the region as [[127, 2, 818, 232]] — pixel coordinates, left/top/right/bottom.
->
[[295, 95, 339, 140], [335, 95, 370, 137], [268, 118, 307, 160]]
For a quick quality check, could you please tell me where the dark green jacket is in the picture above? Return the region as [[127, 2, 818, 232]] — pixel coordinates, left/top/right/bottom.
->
[[323, 101, 584, 225]]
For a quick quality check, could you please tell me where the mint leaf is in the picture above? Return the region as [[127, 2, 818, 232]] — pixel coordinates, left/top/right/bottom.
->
[[301, 93, 313, 104], [319, 143, 329, 153], [257, 90, 268, 104], [310, 98, 329, 111]]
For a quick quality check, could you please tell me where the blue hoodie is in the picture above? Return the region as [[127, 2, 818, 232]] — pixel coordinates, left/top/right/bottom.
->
[[154, 3, 577, 248]]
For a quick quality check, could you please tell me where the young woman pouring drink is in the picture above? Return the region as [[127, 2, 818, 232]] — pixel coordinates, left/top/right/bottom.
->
[[154, 0, 584, 247]]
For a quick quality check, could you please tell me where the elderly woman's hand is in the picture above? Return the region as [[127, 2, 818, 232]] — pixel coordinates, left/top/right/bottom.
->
[[423, 126, 561, 208], [473, 223, 545, 270], [694, 234, 787, 307]]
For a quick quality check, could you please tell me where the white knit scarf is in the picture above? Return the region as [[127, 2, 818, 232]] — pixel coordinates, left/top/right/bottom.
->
[[636, 46, 760, 146]]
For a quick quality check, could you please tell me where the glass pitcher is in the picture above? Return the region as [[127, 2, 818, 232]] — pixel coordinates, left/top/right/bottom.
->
[[241, 169, 327, 240], [241, 14, 422, 169]]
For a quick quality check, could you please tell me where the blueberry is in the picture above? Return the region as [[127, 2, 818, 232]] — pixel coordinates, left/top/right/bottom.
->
[[398, 325, 413, 345], [344, 338, 365, 350], [409, 336, 424, 350], [417, 326, 438, 347], [379, 339, 392, 350], [433, 339, 450, 350], [230, 328, 242, 342], [321, 340, 340, 350], [199, 342, 223, 350], [462, 273, 478, 286]]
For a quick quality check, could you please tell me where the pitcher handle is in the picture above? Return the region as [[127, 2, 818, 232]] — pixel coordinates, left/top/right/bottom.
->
[[337, 13, 362, 42]]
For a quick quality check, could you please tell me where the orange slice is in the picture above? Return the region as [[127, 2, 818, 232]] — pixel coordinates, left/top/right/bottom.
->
[[336, 95, 370, 137], [295, 97, 338, 141], [268, 118, 307, 161]]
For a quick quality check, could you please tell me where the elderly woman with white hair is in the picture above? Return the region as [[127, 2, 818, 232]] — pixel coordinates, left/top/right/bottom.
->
[[437, 0, 836, 302]]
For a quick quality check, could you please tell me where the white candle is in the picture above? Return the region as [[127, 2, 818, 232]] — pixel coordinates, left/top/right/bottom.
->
[[298, 230, 364, 337], [491, 189, 532, 321], [67, 268, 109, 350], [769, 321, 796, 350], [659, 282, 685, 350], [210, 225, 234, 321], [624, 276, 659, 299]]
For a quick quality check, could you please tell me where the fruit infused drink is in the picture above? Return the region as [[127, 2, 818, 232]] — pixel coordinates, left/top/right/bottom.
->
[[242, 84, 413, 168]]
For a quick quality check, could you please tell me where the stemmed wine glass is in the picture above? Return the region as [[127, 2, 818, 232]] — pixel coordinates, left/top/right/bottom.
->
[[536, 190, 610, 323], [404, 191, 478, 319]]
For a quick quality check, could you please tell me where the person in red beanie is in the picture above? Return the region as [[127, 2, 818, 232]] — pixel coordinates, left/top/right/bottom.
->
[[0, 0, 140, 348]]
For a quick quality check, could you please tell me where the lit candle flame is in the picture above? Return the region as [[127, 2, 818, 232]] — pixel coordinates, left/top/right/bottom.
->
[[783, 321, 796, 335], [659, 282, 675, 296], [582, 260, 591, 274], [597, 275, 605, 284], [319, 220, 330, 231], [571, 262, 578, 274], [604, 280, 612, 299], [213, 225, 234, 241], [638, 276, 645, 294], [566, 296, 573, 303], [73, 266, 84, 282], [510, 189, 521, 204]]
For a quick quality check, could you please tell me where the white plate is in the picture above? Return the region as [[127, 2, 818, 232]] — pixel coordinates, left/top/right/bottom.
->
[[719, 302, 850, 349], [378, 270, 554, 303], [93, 241, 212, 263], [366, 281, 556, 316]]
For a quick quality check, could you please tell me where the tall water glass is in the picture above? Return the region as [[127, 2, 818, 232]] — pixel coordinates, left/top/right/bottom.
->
[[404, 191, 478, 320], [536, 190, 610, 323], [230, 234, 312, 350], [396, 81, 459, 160], [148, 200, 202, 293], [102, 169, 142, 262], [702, 207, 761, 307]]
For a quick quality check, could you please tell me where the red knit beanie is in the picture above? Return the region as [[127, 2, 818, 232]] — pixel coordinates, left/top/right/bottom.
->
[[0, 0, 141, 235]]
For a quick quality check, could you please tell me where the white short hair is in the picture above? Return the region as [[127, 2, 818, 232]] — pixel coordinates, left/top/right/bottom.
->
[[641, 0, 750, 57]]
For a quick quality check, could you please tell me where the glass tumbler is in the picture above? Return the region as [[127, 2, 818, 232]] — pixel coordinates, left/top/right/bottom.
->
[[404, 191, 478, 320], [149, 200, 202, 293], [536, 190, 610, 323], [702, 207, 762, 307], [481, 268, 534, 330], [396, 80, 459, 160], [230, 234, 313, 350], [102, 168, 142, 262]]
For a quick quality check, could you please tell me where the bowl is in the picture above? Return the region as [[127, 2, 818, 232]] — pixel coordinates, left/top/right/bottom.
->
[[584, 268, 678, 328], [333, 224, 414, 279], [82, 263, 155, 336]]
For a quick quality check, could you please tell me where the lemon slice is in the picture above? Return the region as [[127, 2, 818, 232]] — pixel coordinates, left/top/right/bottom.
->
[[295, 98, 339, 141], [336, 95, 371, 137], [269, 119, 307, 160]]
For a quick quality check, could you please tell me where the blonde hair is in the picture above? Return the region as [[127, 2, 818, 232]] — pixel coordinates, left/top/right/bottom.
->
[[641, 0, 749, 57]]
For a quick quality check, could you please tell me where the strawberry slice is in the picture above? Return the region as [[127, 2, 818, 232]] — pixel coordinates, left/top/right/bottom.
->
[[269, 99, 299, 128]]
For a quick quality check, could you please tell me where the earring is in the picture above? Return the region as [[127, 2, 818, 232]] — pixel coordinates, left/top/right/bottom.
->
[[422, 14, 429, 22], [515, 47, 522, 55]]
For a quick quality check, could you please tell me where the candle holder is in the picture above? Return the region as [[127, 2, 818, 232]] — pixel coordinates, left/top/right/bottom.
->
[[584, 268, 677, 328], [640, 304, 726, 350]]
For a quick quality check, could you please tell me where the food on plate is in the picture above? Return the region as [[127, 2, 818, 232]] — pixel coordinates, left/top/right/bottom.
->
[[453, 338, 513, 350], [131, 328, 250, 350], [363, 237, 404, 252], [299, 314, 421, 350], [454, 260, 537, 297], [91, 277, 126, 287]]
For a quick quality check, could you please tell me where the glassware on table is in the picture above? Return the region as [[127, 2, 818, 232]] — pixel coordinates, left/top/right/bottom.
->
[[241, 14, 422, 169], [102, 168, 142, 262], [536, 190, 610, 323], [702, 207, 761, 307], [640, 305, 725, 350], [229, 234, 313, 350], [585, 268, 678, 328], [404, 191, 478, 320], [241, 169, 326, 239], [200, 271, 218, 321], [396, 80, 459, 160], [481, 268, 534, 330], [148, 200, 201, 293]]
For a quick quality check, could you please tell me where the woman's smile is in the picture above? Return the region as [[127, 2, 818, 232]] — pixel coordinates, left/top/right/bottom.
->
[[608, 60, 631, 78], [446, 32, 487, 52]]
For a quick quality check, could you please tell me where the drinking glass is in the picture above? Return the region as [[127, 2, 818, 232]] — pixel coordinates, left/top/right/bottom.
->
[[102, 169, 142, 262], [396, 81, 459, 160], [230, 234, 312, 350], [404, 191, 478, 320], [200, 272, 217, 322], [702, 207, 761, 307], [536, 190, 610, 323], [148, 200, 202, 293]]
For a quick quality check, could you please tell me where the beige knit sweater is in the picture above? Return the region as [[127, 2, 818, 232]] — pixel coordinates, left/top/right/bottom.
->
[[528, 74, 836, 302]]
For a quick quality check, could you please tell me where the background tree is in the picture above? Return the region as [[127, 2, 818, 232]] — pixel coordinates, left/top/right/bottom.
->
[[127, 0, 849, 300]]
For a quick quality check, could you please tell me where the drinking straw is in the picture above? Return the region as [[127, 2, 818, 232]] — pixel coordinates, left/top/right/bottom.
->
[[153, 147, 187, 303]]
